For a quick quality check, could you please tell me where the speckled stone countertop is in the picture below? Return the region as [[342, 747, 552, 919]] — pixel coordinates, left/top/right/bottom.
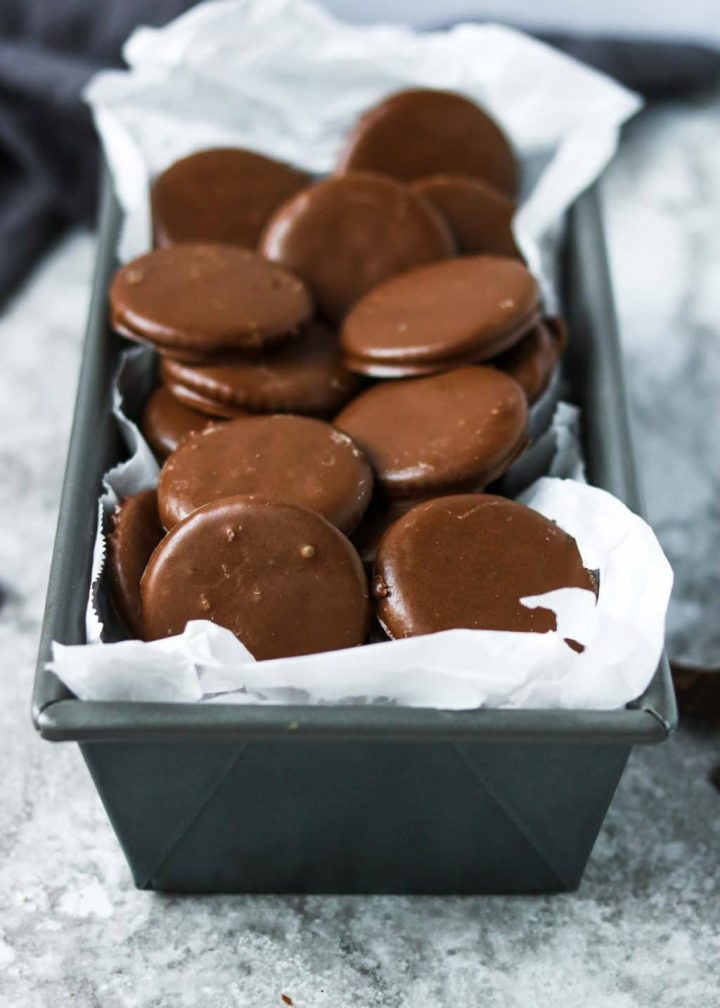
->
[[1, 95, 719, 1008]]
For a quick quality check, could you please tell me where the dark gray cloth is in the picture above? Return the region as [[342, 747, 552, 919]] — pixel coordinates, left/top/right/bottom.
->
[[540, 34, 720, 99], [1, 0, 719, 304], [0, 0, 193, 302]]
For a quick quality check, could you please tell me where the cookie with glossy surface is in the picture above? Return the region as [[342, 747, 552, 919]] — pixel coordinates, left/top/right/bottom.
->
[[107, 489, 164, 638], [260, 172, 453, 323], [351, 495, 420, 567], [142, 496, 369, 658], [151, 147, 310, 249], [160, 322, 360, 417], [141, 386, 224, 460], [492, 317, 566, 404], [336, 89, 518, 197], [335, 366, 528, 498], [411, 174, 519, 258], [160, 382, 250, 420], [158, 414, 373, 534], [110, 244, 312, 360], [373, 494, 595, 638], [341, 256, 539, 377]]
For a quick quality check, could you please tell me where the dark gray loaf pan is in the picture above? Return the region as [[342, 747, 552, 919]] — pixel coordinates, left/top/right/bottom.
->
[[32, 171, 677, 894]]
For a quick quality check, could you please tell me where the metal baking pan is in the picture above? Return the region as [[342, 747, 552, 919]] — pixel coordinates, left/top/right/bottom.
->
[[32, 169, 677, 894]]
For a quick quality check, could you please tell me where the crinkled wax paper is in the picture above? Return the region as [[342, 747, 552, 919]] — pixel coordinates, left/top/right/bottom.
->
[[49, 351, 672, 711], [50, 1, 671, 710], [85, 0, 641, 305]]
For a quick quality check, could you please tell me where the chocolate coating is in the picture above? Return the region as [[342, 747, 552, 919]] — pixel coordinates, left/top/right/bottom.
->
[[341, 256, 539, 376], [160, 382, 250, 420], [158, 414, 373, 534], [110, 244, 312, 359], [151, 147, 310, 249], [373, 494, 596, 638], [336, 89, 518, 197], [160, 322, 361, 416], [411, 174, 519, 257], [351, 495, 420, 567], [259, 172, 454, 323], [492, 317, 566, 404], [107, 489, 164, 638], [141, 386, 224, 460], [142, 496, 369, 658], [335, 366, 528, 498]]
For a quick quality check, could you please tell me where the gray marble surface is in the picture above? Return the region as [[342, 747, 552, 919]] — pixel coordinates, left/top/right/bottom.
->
[[1, 95, 719, 1007]]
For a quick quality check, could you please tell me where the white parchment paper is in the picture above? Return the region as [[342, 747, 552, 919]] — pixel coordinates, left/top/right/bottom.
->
[[51, 1, 672, 710], [51, 469, 672, 710], [49, 343, 672, 711], [84, 0, 641, 303]]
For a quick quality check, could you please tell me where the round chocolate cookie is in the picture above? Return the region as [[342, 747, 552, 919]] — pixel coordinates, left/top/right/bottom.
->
[[142, 496, 369, 658], [351, 495, 419, 567], [107, 489, 165, 638], [259, 172, 454, 323], [110, 244, 312, 360], [335, 366, 528, 498], [141, 386, 225, 460], [160, 322, 361, 417], [158, 414, 373, 534], [492, 317, 566, 404], [160, 382, 250, 420], [336, 89, 518, 197], [373, 494, 596, 638], [341, 256, 539, 377], [151, 148, 310, 249], [411, 175, 519, 258]]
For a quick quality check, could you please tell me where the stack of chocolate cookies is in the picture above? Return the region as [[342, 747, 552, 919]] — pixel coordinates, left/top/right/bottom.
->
[[107, 88, 584, 660]]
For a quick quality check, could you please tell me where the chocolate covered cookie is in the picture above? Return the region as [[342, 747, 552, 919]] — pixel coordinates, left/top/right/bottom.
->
[[107, 489, 164, 638], [373, 494, 596, 638], [160, 322, 360, 417], [110, 244, 312, 360], [341, 256, 539, 378], [336, 89, 518, 197], [492, 317, 566, 405], [351, 496, 419, 567], [141, 496, 369, 658], [335, 366, 528, 498], [411, 175, 519, 258], [158, 414, 373, 534], [151, 148, 310, 249], [160, 382, 250, 420], [260, 173, 454, 323], [141, 386, 224, 460]]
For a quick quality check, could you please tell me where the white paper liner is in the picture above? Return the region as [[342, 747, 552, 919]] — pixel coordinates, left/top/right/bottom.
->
[[52, 471, 672, 710], [47, 341, 672, 711], [51, 2, 671, 710], [84, 0, 641, 306]]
